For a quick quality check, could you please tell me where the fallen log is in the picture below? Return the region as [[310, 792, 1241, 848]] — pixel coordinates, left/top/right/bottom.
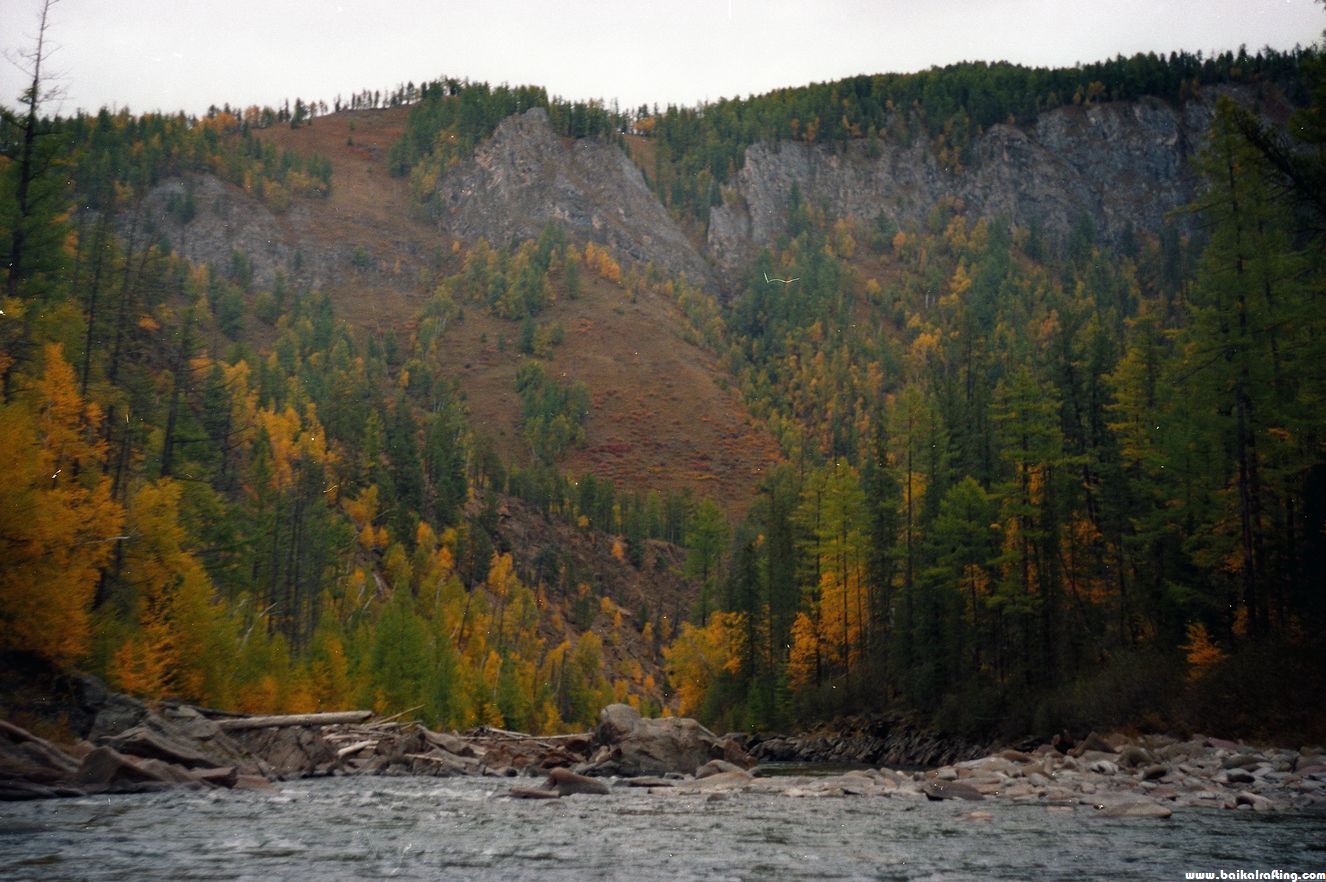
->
[[467, 726, 593, 742], [335, 740, 378, 758], [215, 711, 373, 731], [373, 705, 423, 725]]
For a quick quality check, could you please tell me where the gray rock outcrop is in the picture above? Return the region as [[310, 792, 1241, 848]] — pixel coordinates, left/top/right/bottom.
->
[[432, 108, 714, 287], [706, 88, 1261, 274]]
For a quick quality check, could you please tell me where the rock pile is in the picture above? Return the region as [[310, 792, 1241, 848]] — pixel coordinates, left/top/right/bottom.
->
[[500, 730, 1324, 819], [0, 676, 601, 800], [741, 730, 1322, 817]]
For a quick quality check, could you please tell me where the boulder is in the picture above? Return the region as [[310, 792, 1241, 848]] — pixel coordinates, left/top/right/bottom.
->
[[0, 720, 81, 788], [107, 724, 217, 768], [1119, 745, 1154, 768], [1234, 791, 1275, 812], [922, 780, 984, 801], [1221, 753, 1265, 770], [133, 758, 207, 788], [67, 673, 134, 739], [594, 704, 642, 746], [1141, 764, 1170, 781], [422, 730, 477, 758], [1072, 731, 1117, 756], [590, 704, 753, 776], [1088, 759, 1120, 776], [76, 746, 174, 789], [1224, 768, 1256, 785], [750, 736, 799, 762], [547, 767, 610, 796], [234, 725, 336, 778], [695, 759, 746, 779]]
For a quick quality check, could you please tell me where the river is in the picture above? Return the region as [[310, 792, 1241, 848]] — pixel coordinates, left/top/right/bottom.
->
[[2, 776, 1322, 881]]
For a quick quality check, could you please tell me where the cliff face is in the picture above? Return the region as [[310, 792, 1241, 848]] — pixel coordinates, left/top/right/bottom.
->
[[432, 108, 714, 287], [707, 89, 1250, 273], [135, 176, 315, 288], [130, 87, 1280, 298]]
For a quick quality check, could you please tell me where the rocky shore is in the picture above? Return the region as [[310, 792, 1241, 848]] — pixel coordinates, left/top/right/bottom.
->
[[502, 711, 1325, 819], [0, 679, 748, 800], [624, 730, 1326, 819], [3, 680, 1322, 819]]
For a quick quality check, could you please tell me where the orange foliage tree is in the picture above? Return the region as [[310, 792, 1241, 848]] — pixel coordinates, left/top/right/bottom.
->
[[0, 344, 123, 665]]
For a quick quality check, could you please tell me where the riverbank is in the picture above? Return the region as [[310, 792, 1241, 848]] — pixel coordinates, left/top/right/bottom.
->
[[2, 678, 1323, 818]]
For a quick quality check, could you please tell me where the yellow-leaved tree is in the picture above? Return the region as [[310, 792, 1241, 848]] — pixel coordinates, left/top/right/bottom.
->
[[109, 478, 235, 705], [0, 344, 124, 665], [663, 612, 745, 717]]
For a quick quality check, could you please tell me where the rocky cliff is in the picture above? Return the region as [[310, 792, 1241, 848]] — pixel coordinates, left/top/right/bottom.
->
[[134, 176, 321, 288], [431, 108, 714, 287], [123, 86, 1286, 299], [707, 86, 1268, 274]]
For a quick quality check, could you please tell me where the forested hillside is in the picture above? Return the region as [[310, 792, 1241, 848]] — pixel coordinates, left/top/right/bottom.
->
[[3, 43, 1323, 743], [0, 90, 690, 733], [657, 92, 1326, 738]]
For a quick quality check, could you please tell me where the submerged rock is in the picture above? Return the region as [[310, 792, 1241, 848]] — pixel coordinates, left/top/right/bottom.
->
[[1098, 800, 1173, 819]]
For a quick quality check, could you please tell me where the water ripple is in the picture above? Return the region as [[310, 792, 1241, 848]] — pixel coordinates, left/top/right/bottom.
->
[[0, 777, 1321, 881]]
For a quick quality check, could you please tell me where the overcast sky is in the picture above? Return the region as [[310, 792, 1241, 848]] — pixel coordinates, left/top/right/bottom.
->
[[3, 0, 1323, 118]]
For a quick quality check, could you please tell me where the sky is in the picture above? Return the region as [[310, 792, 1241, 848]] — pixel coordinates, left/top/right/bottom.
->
[[2, 0, 1323, 118]]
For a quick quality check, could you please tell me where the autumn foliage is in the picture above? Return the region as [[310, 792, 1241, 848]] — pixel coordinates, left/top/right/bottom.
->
[[0, 345, 122, 666]]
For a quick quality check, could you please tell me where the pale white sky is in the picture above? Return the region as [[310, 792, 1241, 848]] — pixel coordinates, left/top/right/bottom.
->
[[3, 0, 1323, 117]]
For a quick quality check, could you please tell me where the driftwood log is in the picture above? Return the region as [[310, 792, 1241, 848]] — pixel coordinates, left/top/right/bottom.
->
[[215, 711, 373, 731]]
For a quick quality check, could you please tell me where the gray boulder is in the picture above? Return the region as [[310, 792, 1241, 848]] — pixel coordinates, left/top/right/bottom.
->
[[590, 704, 753, 776], [922, 780, 984, 801], [548, 767, 611, 796], [76, 746, 181, 791]]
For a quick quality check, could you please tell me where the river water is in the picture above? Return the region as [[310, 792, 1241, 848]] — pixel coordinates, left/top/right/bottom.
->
[[1, 776, 1322, 881]]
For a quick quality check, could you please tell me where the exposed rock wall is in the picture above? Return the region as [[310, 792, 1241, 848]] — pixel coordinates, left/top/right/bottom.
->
[[129, 175, 343, 289], [432, 108, 715, 288], [706, 87, 1264, 274], [110, 86, 1287, 299]]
